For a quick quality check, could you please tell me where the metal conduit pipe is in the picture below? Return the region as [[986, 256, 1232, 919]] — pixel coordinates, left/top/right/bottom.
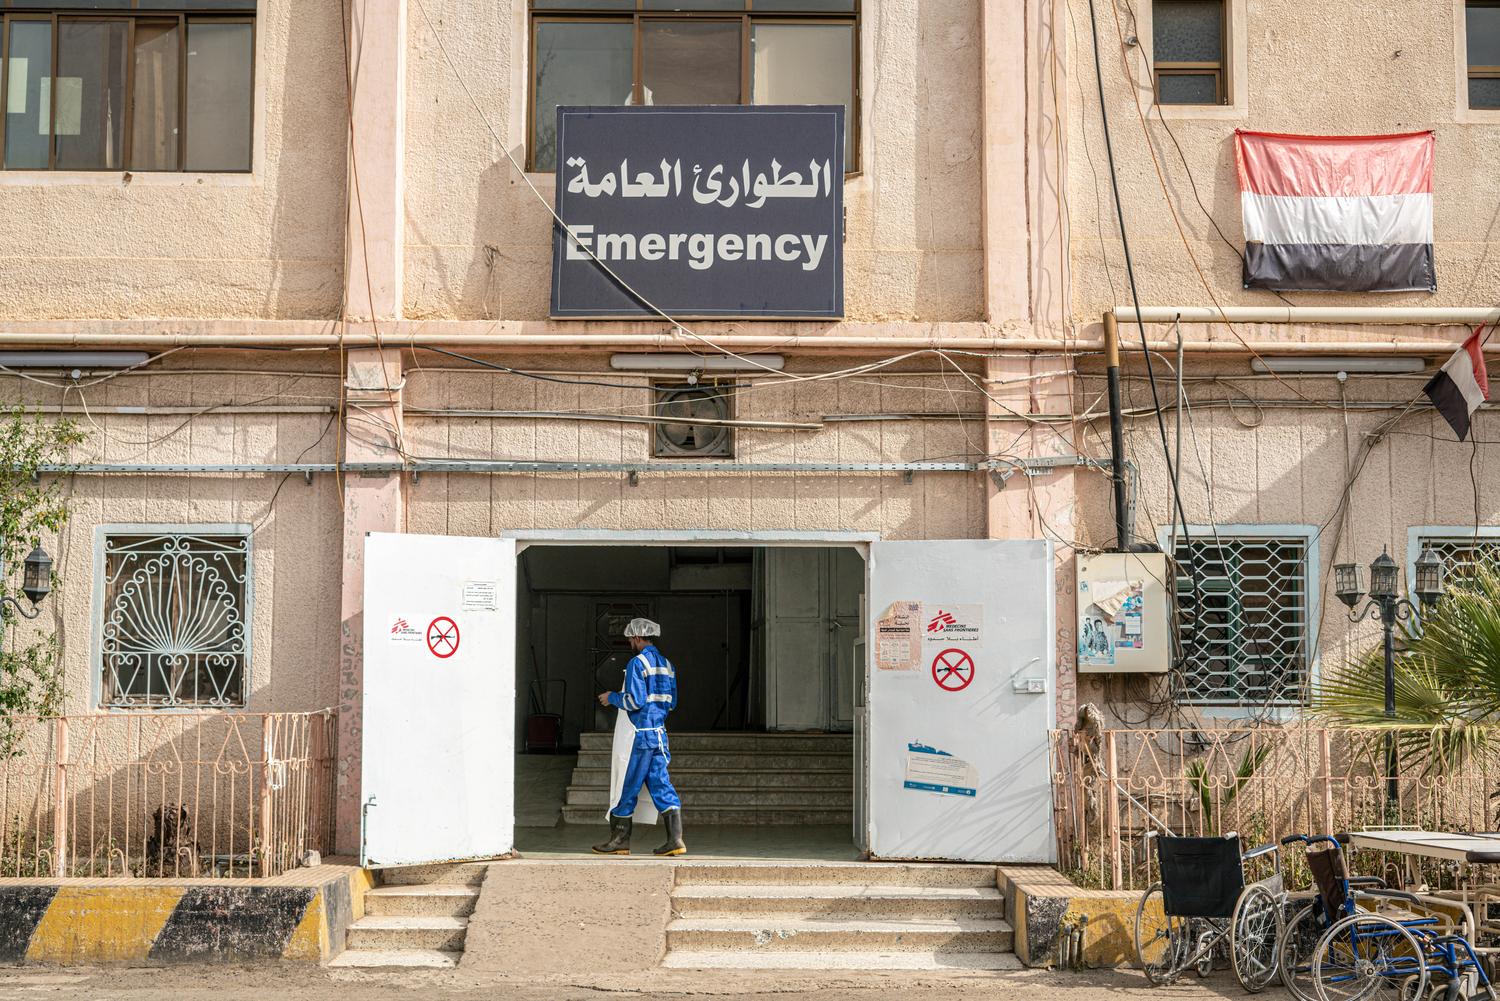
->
[[1113, 306, 1500, 325]]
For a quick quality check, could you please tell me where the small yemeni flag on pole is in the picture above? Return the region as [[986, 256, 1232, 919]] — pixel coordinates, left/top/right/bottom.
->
[[1235, 130, 1436, 292], [1424, 329, 1490, 441]]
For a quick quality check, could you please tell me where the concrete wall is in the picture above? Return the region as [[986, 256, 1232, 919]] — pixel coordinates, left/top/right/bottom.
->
[[402, 0, 985, 321], [0, 1, 348, 321], [400, 360, 989, 539], [1, 356, 344, 714], [1068, 0, 1500, 317]]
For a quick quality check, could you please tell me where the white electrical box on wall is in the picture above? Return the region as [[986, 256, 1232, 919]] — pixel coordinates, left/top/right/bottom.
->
[[1076, 551, 1171, 674]]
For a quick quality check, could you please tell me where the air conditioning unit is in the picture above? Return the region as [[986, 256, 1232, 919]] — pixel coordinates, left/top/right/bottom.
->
[[1076, 551, 1171, 674]]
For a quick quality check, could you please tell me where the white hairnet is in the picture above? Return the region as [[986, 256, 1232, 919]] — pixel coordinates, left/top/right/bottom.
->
[[623, 617, 661, 638]]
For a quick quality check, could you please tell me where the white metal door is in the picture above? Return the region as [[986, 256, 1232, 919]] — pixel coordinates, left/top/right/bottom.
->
[[866, 539, 1055, 863], [361, 531, 516, 867]]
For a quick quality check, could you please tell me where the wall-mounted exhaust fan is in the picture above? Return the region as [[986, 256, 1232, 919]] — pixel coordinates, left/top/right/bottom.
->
[[653, 384, 733, 458]]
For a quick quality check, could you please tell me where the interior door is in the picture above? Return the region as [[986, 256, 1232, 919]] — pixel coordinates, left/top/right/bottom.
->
[[361, 531, 516, 867], [865, 539, 1055, 863]]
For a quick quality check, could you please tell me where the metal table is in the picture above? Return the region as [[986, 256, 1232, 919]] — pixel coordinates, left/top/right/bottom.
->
[[1346, 829, 1500, 946]]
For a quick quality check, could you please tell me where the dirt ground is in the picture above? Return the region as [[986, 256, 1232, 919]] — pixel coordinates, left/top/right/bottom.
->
[[0, 965, 1288, 1001]]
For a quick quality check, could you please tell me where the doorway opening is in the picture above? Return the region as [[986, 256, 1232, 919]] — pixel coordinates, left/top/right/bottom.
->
[[511, 543, 865, 859]]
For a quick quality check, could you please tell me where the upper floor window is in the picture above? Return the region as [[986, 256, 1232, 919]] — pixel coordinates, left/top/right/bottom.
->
[[527, 0, 857, 173], [1170, 531, 1312, 706], [1, 7, 255, 173], [1152, 0, 1227, 106], [99, 529, 251, 708], [1413, 532, 1500, 584], [1468, 2, 1500, 109]]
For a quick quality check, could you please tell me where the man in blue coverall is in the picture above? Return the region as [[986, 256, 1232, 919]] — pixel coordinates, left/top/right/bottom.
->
[[592, 617, 686, 856]]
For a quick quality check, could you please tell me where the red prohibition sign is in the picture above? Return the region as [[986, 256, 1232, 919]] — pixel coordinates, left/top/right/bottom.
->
[[426, 616, 460, 658], [931, 648, 974, 692]]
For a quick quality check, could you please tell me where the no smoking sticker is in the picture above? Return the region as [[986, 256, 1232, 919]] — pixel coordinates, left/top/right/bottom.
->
[[931, 648, 974, 692], [427, 616, 460, 658]]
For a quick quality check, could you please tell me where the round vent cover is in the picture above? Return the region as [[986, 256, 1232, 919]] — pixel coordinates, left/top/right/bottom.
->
[[655, 386, 732, 457]]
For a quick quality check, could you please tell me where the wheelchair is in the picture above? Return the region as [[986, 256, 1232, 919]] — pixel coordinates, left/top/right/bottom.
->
[[1133, 832, 1285, 989], [1282, 835, 1497, 1001]]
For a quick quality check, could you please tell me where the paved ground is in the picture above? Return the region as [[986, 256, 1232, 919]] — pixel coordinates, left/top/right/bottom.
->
[[0, 966, 1286, 1000]]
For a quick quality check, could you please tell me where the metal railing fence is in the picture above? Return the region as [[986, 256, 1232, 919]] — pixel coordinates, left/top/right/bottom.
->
[[1052, 723, 1500, 891], [0, 711, 336, 879]]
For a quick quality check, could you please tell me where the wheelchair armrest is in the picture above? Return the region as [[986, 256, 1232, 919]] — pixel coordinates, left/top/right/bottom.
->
[[1363, 889, 1424, 906], [1349, 876, 1389, 889], [1242, 842, 1280, 862]]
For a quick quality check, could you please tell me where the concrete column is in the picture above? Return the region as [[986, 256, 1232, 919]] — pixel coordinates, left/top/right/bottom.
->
[[336, 349, 405, 854], [984, 355, 1079, 729], [344, 0, 406, 322]]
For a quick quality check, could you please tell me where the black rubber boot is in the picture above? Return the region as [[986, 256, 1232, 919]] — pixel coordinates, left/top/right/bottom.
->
[[592, 814, 632, 855], [653, 809, 686, 856]]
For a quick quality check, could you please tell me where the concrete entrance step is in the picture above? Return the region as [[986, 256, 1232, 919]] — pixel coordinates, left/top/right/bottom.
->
[[329, 948, 462, 969], [660, 950, 1024, 971], [364, 883, 480, 917], [568, 767, 852, 789], [377, 861, 490, 886], [578, 732, 853, 753], [672, 884, 1005, 920], [665, 917, 1014, 953], [560, 805, 852, 826], [346, 915, 469, 951], [565, 786, 852, 808], [672, 862, 999, 888], [574, 750, 852, 771]]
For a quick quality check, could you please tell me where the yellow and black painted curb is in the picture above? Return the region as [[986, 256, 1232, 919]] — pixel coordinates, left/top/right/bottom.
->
[[0, 869, 374, 966]]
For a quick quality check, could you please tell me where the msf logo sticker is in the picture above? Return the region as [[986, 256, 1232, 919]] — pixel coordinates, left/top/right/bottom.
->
[[390, 617, 423, 644], [923, 605, 981, 643]]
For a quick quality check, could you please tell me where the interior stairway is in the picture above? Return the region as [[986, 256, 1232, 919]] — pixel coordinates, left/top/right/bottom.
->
[[561, 732, 853, 826], [661, 862, 1019, 970], [329, 862, 486, 969]]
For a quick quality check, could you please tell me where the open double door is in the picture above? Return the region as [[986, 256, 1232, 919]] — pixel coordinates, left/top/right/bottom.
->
[[360, 533, 1057, 868]]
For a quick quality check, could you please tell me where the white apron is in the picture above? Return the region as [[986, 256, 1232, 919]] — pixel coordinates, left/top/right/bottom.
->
[[605, 708, 660, 826]]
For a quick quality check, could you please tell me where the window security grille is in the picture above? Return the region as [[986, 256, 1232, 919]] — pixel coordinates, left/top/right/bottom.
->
[[100, 533, 249, 708], [1417, 536, 1500, 582], [1170, 535, 1309, 706]]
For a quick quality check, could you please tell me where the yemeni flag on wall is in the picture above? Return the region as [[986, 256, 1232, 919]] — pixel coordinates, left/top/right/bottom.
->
[[1424, 329, 1490, 440], [1235, 129, 1436, 292]]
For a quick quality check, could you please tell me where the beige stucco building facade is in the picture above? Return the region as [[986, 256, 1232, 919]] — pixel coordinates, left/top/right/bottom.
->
[[5, 0, 1499, 857]]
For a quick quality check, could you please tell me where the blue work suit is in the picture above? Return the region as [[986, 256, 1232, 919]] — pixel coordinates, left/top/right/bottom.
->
[[607, 644, 682, 817]]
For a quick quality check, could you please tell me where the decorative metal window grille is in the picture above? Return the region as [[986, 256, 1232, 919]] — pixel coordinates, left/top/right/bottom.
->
[[1416, 536, 1500, 582], [100, 533, 249, 708], [1170, 535, 1310, 706]]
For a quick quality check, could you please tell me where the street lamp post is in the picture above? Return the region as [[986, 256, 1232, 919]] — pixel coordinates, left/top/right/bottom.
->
[[1334, 546, 1446, 812]]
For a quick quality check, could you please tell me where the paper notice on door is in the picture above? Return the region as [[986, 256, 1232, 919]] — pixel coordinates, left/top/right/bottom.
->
[[462, 580, 498, 611], [903, 742, 978, 797], [876, 601, 921, 671]]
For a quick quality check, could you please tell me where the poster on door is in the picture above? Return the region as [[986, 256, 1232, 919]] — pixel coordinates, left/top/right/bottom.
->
[[875, 601, 921, 671]]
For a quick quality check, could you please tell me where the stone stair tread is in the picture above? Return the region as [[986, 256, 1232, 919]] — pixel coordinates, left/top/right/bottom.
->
[[352, 915, 469, 931], [674, 885, 1002, 900], [660, 950, 1023, 971], [668, 917, 1012, 933], [367, 883, 479, 898], [329, 949, 462, 969]]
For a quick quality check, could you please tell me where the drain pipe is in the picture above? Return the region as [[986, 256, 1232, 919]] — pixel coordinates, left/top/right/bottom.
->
[[1103, 312, 1131, 551]]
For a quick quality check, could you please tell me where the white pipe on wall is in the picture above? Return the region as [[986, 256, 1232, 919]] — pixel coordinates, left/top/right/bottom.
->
[[1112, 306, 1500, 325]]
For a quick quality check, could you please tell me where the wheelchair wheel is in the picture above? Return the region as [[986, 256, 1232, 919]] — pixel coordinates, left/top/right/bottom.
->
[[1232, 883, 1285, 992], [1280, 904, 1324, 1001], [1312, 912, 1428, 1001], [1135, 883, 1189, 985]]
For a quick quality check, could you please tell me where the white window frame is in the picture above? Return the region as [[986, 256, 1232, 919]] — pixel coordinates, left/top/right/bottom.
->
[[91, 523, 254, 711], [1136, 0, 1249, 120], [1158, 524, 1320, 715]]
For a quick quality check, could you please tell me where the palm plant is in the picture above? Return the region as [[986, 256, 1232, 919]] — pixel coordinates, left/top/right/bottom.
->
[[1314, 566, 1500, 774]]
